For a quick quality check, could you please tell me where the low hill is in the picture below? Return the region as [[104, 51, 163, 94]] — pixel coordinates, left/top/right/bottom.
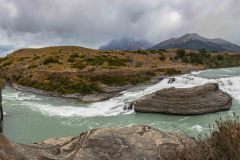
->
[[99, 37, 152, 51], [0, 46, 240, 101], [149, 33, 240, 52], [0, 46, 202, 99]]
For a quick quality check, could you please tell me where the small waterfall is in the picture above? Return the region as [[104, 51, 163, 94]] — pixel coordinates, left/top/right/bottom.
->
[[2, 69, 240, 118]]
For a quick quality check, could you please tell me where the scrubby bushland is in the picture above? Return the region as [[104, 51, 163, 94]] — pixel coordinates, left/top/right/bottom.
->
[[0, 57, 13, 67], [17, 75, 102, 95], [90, 71, 156, 86], [164, 68, 181, 75], [67, 53, 80, 63], [84, 55, 131, 66], [159, 54, 166, 61], [174, 49, 240, 68], [43, 56, 60, 65], [0, 46, 204, 95], [177, 115, 240, 160], [71, 61, 86, 70]]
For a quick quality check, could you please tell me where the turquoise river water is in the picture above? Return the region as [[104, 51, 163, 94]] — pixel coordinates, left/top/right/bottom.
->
[[2, 67, 240, 144]]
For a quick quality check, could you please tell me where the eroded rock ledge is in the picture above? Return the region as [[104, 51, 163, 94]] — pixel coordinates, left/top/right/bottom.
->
[[134, 83, 232, 115], [0, 125, 194, 160]]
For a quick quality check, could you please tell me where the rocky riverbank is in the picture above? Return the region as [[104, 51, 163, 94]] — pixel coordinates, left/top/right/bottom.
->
[[0, 125, 194, 160], [9, 75, 166, 102]]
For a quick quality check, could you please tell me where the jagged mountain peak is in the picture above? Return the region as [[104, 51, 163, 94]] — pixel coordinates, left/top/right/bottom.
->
[[149, 33, 240, 52], [99, 37, 153, 51]]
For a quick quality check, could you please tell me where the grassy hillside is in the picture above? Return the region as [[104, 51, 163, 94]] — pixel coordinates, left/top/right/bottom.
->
[[0, 46, 238, 95]]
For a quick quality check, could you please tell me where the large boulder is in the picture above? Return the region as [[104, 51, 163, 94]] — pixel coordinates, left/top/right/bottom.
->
[[134, 83, 232, 115], [0, 125, 194, 160]]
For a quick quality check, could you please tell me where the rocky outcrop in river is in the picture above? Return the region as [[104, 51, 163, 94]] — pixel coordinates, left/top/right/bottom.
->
[[0, 125, 194, 160], [0, 80, 4, 132], [134, 83, 232, 115]]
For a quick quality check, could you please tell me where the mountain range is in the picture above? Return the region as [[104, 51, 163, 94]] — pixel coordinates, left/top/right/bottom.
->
[[99, 37, 153, 51], [100, 33, 240, 52], [150, 33, 240, 52]]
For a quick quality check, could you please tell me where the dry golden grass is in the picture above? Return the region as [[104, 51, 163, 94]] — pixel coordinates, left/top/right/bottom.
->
[[177, 115, 240, 160], [0, 46, 203, 94]]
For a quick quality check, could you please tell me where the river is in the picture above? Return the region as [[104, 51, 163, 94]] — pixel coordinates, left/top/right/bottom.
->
[[2, 67, 240, 144]]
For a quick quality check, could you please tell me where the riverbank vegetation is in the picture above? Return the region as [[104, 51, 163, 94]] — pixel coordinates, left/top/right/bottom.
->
[[0, 46, 239, 95], [0, 79, 4, 89], [174, 48, 240, 68], [178, 116, 240, 160]]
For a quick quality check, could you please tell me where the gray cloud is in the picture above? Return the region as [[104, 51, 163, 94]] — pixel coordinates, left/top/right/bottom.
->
[[0, 0, 240, 55]]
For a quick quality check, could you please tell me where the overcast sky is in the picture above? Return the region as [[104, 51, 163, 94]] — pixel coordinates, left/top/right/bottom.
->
[[0, 0, 240, 55]]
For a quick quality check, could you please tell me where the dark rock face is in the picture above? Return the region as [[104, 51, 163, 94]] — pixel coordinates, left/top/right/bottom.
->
[[0, 125, 194, 160], [0, 85, 3, 132], [0, 89, 2, 121], [134, 83, 232, 115]]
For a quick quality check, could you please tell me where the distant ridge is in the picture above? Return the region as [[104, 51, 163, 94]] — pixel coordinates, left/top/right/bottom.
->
[[149, 33, 240, 52], [99, 37, 153, 51]]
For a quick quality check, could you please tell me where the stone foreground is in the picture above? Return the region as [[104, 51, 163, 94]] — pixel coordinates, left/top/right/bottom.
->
[[0, 125, 194, 160], [134, 83, 232, 115]]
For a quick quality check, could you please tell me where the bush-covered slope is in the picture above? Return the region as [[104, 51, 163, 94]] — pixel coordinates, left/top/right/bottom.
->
[[1, 46, 239, 95]]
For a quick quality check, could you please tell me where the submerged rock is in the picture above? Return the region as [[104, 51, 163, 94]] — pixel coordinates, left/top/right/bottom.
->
[[134, 83, 232, 115], [123, 102, 135, 110], [168, 77, 176, 84], [0, 125, 194, 160]]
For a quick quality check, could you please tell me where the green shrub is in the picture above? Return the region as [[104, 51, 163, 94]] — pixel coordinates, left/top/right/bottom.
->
[[43, 56, 60, 65], [2, 61, 12, 67], [108, 57, 129, 66], [176, 49, 186, 59], [18, 57, 29, 61], [136, 50, 148, 55], [85, 56, 130, 66], [0, 57, 7, 64], [160, 54, 166, 61], [67, 53, 80, 63], [198, 48, 207, 54], [165, 68, 181, 75], [71, 62, 86, 70], [85, 56, 104, 66], [91, 72, 154, 86], [28, 64, 38, 69], [135, 61, 144, 67], [32, 56, 40, 60], [79, 55, 86, 59], [149, 50, 160, 54]]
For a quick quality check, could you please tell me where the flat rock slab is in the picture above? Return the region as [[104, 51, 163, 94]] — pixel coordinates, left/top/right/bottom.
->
[[0, 125, 194, 160], [134, 83, 232, 115]]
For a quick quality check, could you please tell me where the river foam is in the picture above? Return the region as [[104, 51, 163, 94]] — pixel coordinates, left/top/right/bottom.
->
[[2, 70, 240, 118]]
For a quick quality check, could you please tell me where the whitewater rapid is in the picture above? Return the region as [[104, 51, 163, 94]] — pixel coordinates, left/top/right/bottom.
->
[[3, 68, 240, 118]]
